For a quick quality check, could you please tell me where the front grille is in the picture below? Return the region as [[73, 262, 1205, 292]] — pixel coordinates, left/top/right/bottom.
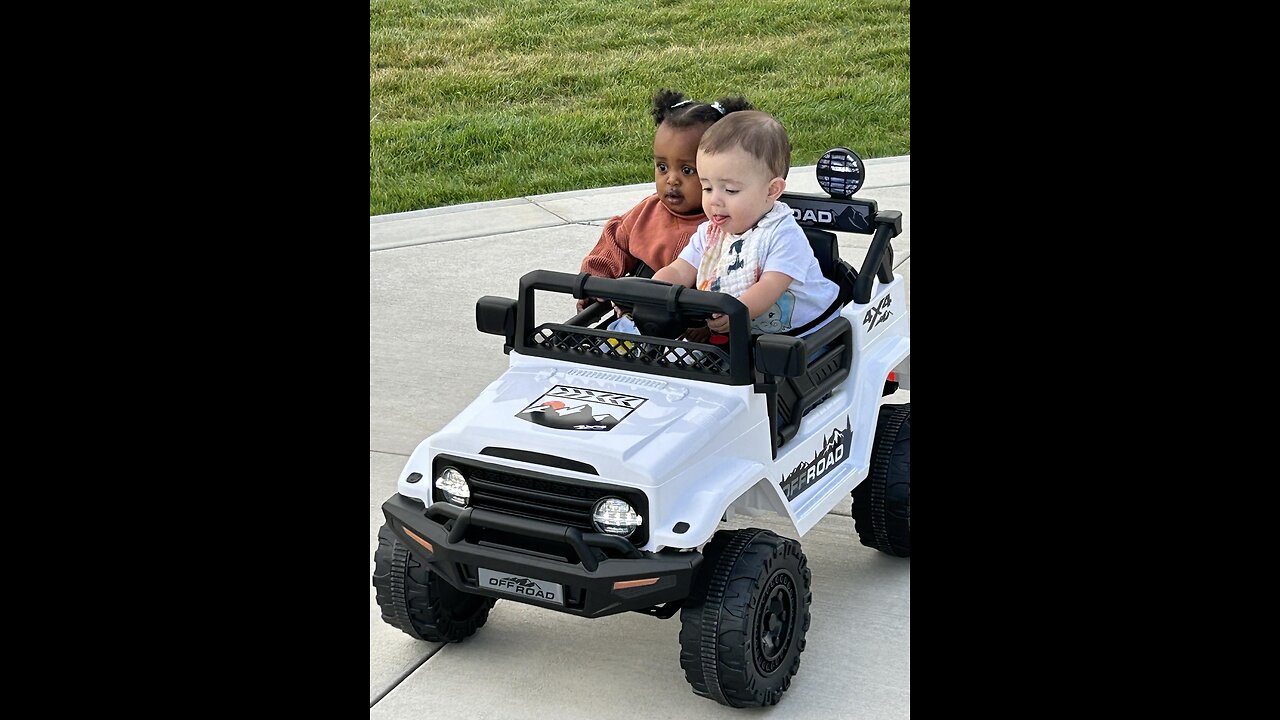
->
[[432, 455, 649, 547]]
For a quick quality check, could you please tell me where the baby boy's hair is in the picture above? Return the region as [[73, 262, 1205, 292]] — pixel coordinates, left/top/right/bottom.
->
[[697, 110, 792, 179], [651, 89, 754, 129]]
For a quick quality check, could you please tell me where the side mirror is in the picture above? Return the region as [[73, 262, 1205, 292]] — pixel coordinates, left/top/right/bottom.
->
[[754, 334, 807, 378], [476, 296, 517, 344]]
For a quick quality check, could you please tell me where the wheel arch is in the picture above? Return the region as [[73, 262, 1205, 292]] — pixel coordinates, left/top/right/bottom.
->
[[646, 456, 797, 550]]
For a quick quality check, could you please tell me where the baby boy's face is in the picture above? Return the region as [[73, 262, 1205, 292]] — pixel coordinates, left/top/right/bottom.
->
[[696, 146, 781, 236]]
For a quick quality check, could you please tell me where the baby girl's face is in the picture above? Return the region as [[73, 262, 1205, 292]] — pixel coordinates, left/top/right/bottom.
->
[[653, 122, 709, 216]]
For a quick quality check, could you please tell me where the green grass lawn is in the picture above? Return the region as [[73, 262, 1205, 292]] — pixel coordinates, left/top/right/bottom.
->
[[370, 0, 910, 216]]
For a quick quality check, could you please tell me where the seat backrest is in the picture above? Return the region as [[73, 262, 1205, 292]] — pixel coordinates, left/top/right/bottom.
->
[[803, 227, 839, 277], [803, 226, 856, 308]]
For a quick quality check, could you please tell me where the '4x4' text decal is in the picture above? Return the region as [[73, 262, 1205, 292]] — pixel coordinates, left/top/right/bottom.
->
[[862, 295, 892, 331]]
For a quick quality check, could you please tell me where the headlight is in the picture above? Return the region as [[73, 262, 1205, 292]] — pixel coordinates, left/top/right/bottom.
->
[[592, 497, 643, 537], [434, 467, 471, 507]]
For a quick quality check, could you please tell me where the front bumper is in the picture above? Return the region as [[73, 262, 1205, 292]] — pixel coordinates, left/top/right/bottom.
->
[[381, 493, 702, 618]]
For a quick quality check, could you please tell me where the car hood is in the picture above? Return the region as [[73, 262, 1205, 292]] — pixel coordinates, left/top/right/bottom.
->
[[426, 363, 749, 486]]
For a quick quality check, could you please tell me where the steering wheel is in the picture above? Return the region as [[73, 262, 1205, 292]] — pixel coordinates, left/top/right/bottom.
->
[[606, 277, 663, 316], [610, 278, 714, 339]]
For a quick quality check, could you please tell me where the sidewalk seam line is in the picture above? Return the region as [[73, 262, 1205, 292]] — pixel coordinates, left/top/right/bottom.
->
[[369, 644, 448, 708], [370, 219, 616, 253], [530, 200, 573, 224], [369, 181, 908, 224]]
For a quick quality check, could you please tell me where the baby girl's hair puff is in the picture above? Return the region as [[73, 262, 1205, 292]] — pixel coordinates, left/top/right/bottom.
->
[[651, 89, 754, 128]]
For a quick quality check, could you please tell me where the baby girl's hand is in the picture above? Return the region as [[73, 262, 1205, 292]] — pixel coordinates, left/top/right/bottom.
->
[[576, 297, 607, 313], [707, 313, 730, 333], [683, 326, 711, 343]]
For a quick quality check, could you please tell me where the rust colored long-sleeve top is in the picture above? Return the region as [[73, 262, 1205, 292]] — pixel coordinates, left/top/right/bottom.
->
[[579, 194, 707, 278]]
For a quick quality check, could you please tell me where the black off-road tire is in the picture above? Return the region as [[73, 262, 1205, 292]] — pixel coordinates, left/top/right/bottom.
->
[[678, 529, 813, 707], [852, 402, 910, 557], [372, 523, 495, 642]]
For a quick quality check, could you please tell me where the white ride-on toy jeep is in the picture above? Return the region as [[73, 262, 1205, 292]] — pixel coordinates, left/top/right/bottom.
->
[[373, 152, 909, 708]]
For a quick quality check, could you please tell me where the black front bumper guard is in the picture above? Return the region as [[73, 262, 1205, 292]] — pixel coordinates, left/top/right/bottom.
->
[[382, 493, 703, 618]]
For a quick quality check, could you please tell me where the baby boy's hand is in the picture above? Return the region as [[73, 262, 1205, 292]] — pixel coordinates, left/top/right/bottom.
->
[[707, 313, 730, 334]]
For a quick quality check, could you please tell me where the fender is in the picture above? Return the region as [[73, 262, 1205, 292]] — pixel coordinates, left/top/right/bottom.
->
[[646, 453, 771, 550]]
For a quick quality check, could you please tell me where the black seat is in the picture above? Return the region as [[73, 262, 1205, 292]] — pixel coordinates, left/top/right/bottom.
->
[[760, 227, 858, 451], [802, 226, 856, 307], [803, 227, 838, 277]]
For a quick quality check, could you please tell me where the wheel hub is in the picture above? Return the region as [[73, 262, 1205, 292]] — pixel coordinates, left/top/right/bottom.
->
[[754, 569, 797, 673]]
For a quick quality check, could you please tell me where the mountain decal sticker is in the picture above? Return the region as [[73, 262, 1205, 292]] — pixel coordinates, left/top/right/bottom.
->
[[781, 416, 852, 500], [515, 385, 647, 432]]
